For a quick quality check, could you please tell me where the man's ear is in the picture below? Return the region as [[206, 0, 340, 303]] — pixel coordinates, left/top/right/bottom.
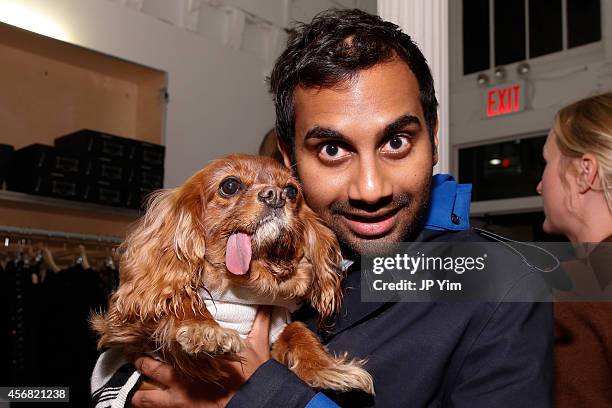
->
[[576, 153, 600, 193], [432, 117, 439, 166], [277, 137, 293, 169]]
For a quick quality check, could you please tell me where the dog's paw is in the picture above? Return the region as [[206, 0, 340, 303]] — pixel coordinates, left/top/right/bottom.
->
[[176, 323, 245, 355], [297, 353, 375, 395]]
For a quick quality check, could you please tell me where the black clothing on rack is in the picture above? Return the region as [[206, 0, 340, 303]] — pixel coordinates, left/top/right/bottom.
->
[[2, 256, 118, 408]]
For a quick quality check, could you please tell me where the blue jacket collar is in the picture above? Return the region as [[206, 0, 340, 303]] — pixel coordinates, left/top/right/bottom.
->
[[423, 174, 471, 231]]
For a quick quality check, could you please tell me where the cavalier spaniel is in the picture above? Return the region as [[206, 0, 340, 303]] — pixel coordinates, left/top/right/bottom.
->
[[92, 154, 374, 394]]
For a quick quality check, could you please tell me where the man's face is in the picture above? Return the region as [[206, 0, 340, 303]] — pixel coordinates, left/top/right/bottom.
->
[[281, 59, 438, 256]]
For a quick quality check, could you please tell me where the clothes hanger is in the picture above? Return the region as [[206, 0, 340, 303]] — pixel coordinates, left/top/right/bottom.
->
[[13, 239, 25, 264], [41, 245, 61, 274], [33, 243, 47, 283], [0, 236, 11, 269], [78, 244, 91, 270], [103, 246, 117, 270]]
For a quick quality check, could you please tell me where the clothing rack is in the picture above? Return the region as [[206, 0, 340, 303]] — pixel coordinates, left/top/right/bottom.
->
[[0, 225, 123, 245], [1, 230, 121, 408]]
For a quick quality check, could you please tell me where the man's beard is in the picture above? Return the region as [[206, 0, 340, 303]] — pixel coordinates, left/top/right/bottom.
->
[[329, 178, 432, 261], [291, 163, 433, 262]]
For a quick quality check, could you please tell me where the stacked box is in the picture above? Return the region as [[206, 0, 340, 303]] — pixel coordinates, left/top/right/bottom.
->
[[0, 143, 15, 188], [55, 130, 164, 208], [7, 144, 86, 201], [6, 130, 164, 209]]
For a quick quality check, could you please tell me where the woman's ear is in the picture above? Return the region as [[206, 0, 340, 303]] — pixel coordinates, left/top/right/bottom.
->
[[576, 153, 600, 193]]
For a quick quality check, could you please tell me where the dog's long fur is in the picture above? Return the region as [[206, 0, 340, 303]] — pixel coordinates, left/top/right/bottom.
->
[[91, 154, 373, 393]]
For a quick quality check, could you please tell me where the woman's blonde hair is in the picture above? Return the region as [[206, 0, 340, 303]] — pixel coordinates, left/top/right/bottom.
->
[[553, 91, 612, 213]]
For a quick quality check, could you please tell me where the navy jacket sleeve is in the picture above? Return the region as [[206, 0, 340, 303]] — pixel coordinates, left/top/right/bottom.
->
[[227, 360, 339, 408], [446, 277, 553, 407], [226, 360, 315, 408]]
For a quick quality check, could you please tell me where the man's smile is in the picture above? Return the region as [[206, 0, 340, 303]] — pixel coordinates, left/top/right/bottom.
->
[[339, 208, 400, 237]]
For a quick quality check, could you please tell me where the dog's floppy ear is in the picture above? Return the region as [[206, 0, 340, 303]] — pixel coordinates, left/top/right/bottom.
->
[[113, 183, 207, 322], [302, 206, 344, 326]]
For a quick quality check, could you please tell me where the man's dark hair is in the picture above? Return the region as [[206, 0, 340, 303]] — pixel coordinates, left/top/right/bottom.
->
[[269, 8, 438, 159]]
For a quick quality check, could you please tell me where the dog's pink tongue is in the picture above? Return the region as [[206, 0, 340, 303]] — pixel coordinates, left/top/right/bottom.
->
[[225, 232, 252, 275]]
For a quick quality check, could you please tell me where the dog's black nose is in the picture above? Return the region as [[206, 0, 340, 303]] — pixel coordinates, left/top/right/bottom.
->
[[258, 186, 285, 208]]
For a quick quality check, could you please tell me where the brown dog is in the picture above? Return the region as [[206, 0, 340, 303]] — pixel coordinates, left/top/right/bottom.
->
[[91, 154, 374, 394]]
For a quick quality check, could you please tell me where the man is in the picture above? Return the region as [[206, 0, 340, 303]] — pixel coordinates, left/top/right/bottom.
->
[[92, 9, 552, 407]]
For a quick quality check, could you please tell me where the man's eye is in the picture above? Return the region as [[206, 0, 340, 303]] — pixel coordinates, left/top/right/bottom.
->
[[318, 143, 350, 161], [381, 135, 411, 154], [325, 144, 339, 156]]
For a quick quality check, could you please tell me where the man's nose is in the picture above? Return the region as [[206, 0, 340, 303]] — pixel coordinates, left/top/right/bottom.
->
[[258, 186, 286, 208], [348, 157, 393, 204]]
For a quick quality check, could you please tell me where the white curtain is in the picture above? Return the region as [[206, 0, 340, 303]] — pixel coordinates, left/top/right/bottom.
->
[[378, 0, 450, 174]]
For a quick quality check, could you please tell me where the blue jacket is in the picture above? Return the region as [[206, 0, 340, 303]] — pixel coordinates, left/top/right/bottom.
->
[[227, 175, 553, 407]]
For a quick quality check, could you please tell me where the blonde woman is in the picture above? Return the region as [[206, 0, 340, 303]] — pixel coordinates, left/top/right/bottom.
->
[[536, 92, 612, 407]]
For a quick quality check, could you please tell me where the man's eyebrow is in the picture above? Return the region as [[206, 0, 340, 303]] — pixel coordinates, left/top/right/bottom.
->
[[304, 126, 347, 142], [303, 114, 422, 142], [384, 114, 421, 134]]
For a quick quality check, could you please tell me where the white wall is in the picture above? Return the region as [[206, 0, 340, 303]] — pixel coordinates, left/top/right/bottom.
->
[[447, 0, 612, 214], [449, 49, 612, 148], [449, 0, 612, 151], [379, 0, 450, 175], [0, 0, 376, 188]]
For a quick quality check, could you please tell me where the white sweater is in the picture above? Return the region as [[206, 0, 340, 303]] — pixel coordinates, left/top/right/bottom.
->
[[200, 284, 300, 344]]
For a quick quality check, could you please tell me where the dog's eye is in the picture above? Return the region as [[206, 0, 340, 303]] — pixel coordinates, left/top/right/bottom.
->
[[284, 184, 298, 200], [219, 177, 242, 197]]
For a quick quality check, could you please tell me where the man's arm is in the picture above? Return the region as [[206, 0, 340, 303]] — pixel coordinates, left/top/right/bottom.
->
[[226, 360, 320, 408], [90, 353, 338, 408], [447, 274, 554, 407]]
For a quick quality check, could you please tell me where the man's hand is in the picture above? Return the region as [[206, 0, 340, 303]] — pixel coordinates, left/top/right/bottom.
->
[[131, 306, 272, 408]]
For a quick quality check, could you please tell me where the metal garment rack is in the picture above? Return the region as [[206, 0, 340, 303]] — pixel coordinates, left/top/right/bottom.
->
[[0, 225, 123, 245]]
